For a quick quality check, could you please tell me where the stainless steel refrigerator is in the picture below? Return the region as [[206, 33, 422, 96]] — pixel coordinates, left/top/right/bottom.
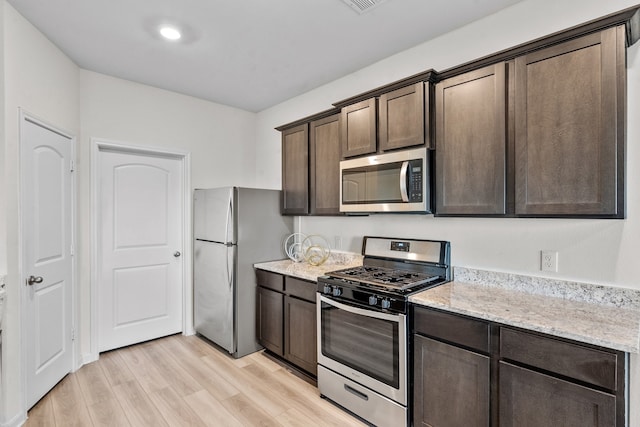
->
[[193, 187, 292, 358]]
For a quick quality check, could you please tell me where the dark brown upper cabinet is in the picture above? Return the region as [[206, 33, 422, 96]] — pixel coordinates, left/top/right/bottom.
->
[[309, 113, 342, 215], [379, 82, 431, 151], [514, 26, 625, 217], [281, 124, 309, 215], [435, 64, 508, 215], [339, 80, 432, 159], [340, 98, 377, 158]]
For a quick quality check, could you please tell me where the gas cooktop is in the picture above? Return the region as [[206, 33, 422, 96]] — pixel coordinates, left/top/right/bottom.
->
[[326, 265, 442, 291]]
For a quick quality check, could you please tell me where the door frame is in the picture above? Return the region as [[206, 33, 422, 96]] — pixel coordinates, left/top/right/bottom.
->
[[89, 138, 192, 362], [19, 109, 78, 413]]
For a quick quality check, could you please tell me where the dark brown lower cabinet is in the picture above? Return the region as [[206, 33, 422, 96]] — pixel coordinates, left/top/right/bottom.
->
[[284, 295, 317, 375], [257, 286, 284, 356], [499, 361, 616, 427], [256, 270, 317, 376], [413, 335, 490, 427], [412, 306, 627, 427]]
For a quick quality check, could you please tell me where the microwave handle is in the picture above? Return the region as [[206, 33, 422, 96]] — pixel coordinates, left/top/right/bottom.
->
[[400, 161, 410, 202]]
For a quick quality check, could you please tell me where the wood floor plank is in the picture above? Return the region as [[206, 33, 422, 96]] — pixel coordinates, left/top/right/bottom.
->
[[159, 335, 240, 401], [76, 359, 115, 406], [24, 394, 55, 427], [49, 374, 93, 426], [220, 393, 282, 427], [201, 351, 291, 418], [184, 389, 244, 427], [118, 344, 169, 395], [97, 349, 136, 387], [148, 386, 207, 426], [275, 407, 318, 426], [138, 338, 203, 396], [112, 380, 169, 427], [86, 397, 131, 427]]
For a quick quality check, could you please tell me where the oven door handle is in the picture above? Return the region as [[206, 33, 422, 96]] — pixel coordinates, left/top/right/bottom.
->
[[319, 295, 405, 322]]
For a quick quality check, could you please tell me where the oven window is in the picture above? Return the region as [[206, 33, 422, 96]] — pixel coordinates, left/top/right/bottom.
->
[[320, 302, 399, 388]]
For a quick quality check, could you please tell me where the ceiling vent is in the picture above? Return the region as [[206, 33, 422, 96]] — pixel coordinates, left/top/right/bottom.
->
[[341, 0, 387, 14]]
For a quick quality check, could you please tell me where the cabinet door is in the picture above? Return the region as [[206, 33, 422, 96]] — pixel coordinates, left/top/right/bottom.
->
[[413, 335, 490, 427], [499, 362, 616, 427], [514, 26, 625, 217], [310, 114, 342, 215], [435, 64, 507, 215], [379, 82, 428, 151], [281, 124, 309, 215], [284, 296, 317, 375], [257, 286, 284, 356], [341, 98, 377, 158]]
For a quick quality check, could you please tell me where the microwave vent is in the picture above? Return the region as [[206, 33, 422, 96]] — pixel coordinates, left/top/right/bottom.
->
[[341, 0, 387, 14]]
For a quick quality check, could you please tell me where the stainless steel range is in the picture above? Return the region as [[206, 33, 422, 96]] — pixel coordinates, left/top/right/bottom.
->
[[317, 236, 451, 427]]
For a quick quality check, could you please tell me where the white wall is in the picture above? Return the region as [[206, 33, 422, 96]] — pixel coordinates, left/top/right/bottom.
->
[[77, 71, 258, 358], [255, 0, 640, 424], [2, 3, 80, 424]]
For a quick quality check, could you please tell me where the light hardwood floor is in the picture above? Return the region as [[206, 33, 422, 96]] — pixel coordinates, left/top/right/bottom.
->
[[25, 334, 367, 426]]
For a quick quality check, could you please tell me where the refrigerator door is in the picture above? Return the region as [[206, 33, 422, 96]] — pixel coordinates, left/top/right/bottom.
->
[[194, 187, 236, 244], [194, 239, 235, 354]]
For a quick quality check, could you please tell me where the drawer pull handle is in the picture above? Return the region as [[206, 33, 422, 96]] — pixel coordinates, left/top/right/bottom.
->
[[344, 384, 369, 401]]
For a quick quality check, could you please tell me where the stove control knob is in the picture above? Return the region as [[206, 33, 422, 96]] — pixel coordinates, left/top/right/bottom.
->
[[323, 284, 332, 294], [381, 298, 391, 309], [332, 287, 342, 297], [368, 295, 378, 306]]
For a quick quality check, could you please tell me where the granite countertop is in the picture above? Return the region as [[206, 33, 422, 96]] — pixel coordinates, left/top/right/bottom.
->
[[410, 267, 640, 353], [254, 252, 363, 282]]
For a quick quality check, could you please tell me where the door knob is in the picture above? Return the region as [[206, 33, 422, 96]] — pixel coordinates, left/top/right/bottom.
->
[[174, 251, 181, 257], [27, 275, 43, 286]]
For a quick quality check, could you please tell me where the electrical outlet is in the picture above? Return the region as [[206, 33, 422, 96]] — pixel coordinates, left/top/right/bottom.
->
[[541, 250, 558, 272]]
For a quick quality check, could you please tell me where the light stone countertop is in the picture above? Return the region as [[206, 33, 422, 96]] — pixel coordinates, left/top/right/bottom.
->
[[254, 252, 363, 282], [410, 268, 640, 353], [255, 257, 640, 353]]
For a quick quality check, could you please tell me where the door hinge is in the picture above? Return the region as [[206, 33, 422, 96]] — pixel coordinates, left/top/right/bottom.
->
[[71, 328, 76, 341], [70, 160, 75, 172], [70, 244, 74, 256]]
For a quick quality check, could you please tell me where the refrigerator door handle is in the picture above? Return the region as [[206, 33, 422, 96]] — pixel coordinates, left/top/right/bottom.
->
[[225, 191, 233, 244], [227, 246, 234, 290]]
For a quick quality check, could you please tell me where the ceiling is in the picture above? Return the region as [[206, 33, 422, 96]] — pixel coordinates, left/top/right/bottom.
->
[[7, 0, 524, 112]]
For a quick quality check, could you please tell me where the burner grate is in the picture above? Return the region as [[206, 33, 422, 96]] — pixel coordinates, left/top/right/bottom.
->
[[327, 265, 440, 291]]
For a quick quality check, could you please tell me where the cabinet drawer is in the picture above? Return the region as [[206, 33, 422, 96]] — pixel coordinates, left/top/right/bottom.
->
[[413, 307, 490, 353], [285, 277, 316, 302], [256, 270, 284, 292], [500, 327, 618, 391]]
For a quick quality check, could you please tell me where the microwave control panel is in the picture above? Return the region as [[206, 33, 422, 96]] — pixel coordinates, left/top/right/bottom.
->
[[408, 159, 423, 202]]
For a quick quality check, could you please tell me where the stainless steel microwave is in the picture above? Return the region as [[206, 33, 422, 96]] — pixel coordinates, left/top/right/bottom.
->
[[340, 147, 430, 213]]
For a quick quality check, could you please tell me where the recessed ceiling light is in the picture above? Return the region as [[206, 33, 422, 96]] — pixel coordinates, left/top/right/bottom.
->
[[159, 26, 181, 41]]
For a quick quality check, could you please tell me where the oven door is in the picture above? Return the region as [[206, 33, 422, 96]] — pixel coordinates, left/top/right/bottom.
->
[[317, 294, 407, 405]]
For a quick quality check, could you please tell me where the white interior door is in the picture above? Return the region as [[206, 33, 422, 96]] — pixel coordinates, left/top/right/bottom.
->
[[98, 149, 183, 352], [21, 115, 74, 409]]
